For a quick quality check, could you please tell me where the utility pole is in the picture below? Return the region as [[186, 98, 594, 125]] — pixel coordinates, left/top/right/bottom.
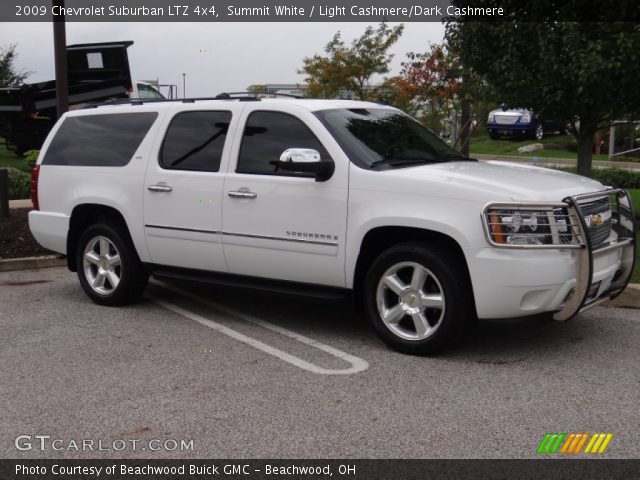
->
[[52, 0, 68, 119], [182, 73, 186, 98]]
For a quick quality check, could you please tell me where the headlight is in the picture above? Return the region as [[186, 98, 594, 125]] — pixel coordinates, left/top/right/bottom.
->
[[484, 205, 581, 248], [488, 113, 495, 122], [520, 112, 531, 124]]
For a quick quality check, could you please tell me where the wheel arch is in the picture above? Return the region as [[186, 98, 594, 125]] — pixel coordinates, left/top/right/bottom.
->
[[67, 204, 136, 272], [351, 226, 476, 314]]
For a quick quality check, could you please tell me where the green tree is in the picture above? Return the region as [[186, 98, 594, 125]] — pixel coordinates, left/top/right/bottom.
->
[[0, 44, 30, 87], [300, 22, 404, 100], [247, 84, 267, 95], [446, 17, 640, 176]]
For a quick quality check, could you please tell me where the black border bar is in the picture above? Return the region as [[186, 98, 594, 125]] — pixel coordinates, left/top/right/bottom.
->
[[2, 459, 640, 480], [2, 0, 640, 22]]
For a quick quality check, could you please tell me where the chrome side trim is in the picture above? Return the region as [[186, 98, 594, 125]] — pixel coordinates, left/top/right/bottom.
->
[[223, 231, 338, 247], [145, 225, 339, 247], [145, 224, 219, 235]]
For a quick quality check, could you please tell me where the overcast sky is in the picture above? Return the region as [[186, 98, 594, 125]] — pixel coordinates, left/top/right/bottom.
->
[[1, 22, 445, 96]]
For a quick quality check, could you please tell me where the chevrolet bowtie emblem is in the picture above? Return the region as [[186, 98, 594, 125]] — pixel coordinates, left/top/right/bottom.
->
[[591, 214, 604, 228]]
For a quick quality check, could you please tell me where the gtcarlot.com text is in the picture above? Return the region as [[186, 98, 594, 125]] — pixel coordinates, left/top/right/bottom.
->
[[14, 434, 194, 452]]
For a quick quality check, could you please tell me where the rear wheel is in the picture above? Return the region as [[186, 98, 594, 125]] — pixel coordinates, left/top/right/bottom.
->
[[76, 222, 148, 306], [363, 242, 473, 355]]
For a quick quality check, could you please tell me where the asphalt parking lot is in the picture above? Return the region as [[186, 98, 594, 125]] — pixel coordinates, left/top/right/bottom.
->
[[1, 267, 639, 459]]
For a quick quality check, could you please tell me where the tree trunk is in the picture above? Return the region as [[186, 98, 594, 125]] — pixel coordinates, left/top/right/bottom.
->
[[356, 79, 366, 100], [576, 122, 597, 177], [460, 101, 471, 157]]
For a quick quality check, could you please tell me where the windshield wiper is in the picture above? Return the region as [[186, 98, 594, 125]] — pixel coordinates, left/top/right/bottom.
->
[[370, 157, 434, 168], [441, 154, 476, 161]]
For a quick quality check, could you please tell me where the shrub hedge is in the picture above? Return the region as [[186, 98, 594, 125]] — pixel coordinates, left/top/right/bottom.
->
[[555, 167, 640, 189], [7, 168, 30, 200]]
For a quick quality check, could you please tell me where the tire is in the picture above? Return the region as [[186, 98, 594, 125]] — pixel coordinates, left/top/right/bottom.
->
[[532, 124, 544, 140], [488, 132, 501, 140], [75, 222, 148, 306], [363, 242, 473, 355]]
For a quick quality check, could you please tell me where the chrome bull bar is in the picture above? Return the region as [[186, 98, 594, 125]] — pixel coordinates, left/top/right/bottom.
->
[[553, 188, 636, 321]]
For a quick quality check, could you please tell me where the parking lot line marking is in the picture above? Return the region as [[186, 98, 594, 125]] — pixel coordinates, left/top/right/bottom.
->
[[148, 281, 369, 375]]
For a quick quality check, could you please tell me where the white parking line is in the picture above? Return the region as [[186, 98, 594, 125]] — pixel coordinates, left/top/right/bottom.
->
[[148, 280, 369, 375]]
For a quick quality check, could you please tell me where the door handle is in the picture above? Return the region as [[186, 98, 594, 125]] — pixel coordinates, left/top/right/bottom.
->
[[228, 190, 257, 199], [148, 184, 173, 193]]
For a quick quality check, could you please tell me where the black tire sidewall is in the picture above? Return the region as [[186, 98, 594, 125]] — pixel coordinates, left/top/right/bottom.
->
[[75, 222, 147, 306], [363, 243, 470, 355]]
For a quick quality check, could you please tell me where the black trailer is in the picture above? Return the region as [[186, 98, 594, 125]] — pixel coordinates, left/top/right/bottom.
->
[[0, 41, 135, 155]]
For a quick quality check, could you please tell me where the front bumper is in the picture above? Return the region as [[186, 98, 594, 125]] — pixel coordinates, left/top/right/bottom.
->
[[552, 189, 636, 320], [471, 189, 635, 320], [487, 122, 535, 135]]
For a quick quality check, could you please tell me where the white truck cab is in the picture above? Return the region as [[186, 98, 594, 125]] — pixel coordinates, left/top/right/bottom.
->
[[28, 96, 636, 354]]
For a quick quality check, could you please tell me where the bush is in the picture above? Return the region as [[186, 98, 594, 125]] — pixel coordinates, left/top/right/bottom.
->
[[554, 166, 640, 189], [23, 150, 39, 169], [566, 141, 579, 152], [7, 168, 30, 200], [590, 168, 640, 189]]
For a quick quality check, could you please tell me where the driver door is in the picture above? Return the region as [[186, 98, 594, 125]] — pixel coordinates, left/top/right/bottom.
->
[[221, 107, 348, 287]]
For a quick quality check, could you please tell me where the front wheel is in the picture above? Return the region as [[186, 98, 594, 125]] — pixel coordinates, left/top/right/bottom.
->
[[363, 243, 473, 355], [76, 222, 148, 306], [532, 124, 544, 140]]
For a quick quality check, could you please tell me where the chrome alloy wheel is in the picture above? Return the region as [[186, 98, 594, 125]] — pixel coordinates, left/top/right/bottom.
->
[[535, 124, 544, 140], [82, 236, 122, 295], [376, 261, 445, 341]]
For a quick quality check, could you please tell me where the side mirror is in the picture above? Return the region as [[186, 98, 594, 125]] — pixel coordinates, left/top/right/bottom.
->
[[280, 148, 321, 163], [270, 148, 334, 182]]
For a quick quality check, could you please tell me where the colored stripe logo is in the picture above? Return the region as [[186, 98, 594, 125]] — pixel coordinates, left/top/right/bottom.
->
[[537, 433, 613, 454]]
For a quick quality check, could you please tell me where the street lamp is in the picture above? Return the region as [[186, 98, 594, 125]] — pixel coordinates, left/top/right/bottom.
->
[[182, 73, 186, 98]]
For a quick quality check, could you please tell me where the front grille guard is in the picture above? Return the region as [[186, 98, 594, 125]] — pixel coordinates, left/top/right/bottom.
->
[[553, 188, 636, 321]]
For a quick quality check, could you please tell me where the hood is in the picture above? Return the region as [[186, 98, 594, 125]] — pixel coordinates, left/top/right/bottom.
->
[[378, 160, 605, 202], [490, 108, 532, 115]]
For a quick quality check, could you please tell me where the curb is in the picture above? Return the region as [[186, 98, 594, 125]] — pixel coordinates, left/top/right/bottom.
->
[[0, 255, 66, 272], [9, 199, 33, 209], [474, 154, 640, 171]]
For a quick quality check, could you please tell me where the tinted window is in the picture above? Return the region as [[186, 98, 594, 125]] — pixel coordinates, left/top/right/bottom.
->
[[43, 112, 158, 167], [237, 111, 330, 175], [160, 111, 231, 172], [314, 108, 469, 170]]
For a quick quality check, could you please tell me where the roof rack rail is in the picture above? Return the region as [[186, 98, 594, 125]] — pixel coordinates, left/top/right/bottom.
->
[[82, 94, 262, 109], [81, 90, 306, 109]]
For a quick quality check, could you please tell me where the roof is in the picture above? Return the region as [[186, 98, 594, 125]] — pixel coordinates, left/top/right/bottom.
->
[[81, 97, 394, 113]]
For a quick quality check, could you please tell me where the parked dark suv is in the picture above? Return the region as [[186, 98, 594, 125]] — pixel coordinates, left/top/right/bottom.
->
[[487, 108, 566, 140]]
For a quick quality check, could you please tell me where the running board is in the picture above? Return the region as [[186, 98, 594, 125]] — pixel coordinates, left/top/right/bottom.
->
[[146, 264, 351, 301]]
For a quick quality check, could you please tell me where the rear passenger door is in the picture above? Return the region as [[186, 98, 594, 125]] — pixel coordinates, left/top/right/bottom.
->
[[143, 107, 240, 271]]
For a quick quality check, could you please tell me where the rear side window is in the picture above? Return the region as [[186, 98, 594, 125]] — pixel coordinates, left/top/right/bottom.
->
[[43, 112, 158, 167], [160, 111, 232, 172]]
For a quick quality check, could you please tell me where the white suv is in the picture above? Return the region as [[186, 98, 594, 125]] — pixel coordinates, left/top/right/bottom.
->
[[29, 96, 636, 354]]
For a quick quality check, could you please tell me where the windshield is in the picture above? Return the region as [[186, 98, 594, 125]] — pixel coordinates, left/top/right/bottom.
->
[[314, 108, 471, 170]]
